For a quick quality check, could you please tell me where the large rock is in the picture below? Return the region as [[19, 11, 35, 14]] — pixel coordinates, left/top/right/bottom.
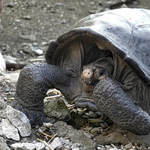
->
[[51, 121, 96, 150], [2, 118, 20, 141], [6, 105, 31, 137], [44, 98, 71, 121], [95, 124, 150, 147]]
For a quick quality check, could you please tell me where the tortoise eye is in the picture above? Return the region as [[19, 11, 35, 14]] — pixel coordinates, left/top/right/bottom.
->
[[98, 70, 105, 76]]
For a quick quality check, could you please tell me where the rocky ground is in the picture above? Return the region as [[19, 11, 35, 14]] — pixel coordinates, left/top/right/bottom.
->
[[1, 0, 150, 150]]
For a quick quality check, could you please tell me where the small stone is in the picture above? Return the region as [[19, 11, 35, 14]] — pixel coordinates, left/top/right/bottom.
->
[[71, 143, 81, 150], [0, 137, 10, 150], [77, 108, 84, 115], [61, 19, 67, 24], [4, 55, 17, 64], [10, 142, 45, 150], [34, 49, 44, 56], [30, 34, 36, 41], [55, 3, 64, 6], [62, 147, 69, 150], [6, 106, 31, 137], [2, 118, 20, 141], [32, 42, 38, 46], [5, 87, 10, 93], [66, 7, 75, 11], [125, 143, 133, 149], [41, 41, 48, 45], [110, 148, 120, 150], [72, 148, 80, 150], [90, 127, 101, 136], [6, 2, 15, 7], [59, 137, 71, 146], [4, 72, 20, 83], [22, 15, 31, 20], [43, 122, 53, 128], [105, 145, 111, 148], [15, 19, 21, 22], [0, 52, 6, 71], [121, 4, 128, 8], [96, 111, 103, 116], [97, 146, 105, 150], [86, 111, 97, 118], [101, 122, 108, 128], [0, 97, 7, 110], [49, 137, 62, 149], [0, 109, 7, 120], [19, 34, 36, 41]]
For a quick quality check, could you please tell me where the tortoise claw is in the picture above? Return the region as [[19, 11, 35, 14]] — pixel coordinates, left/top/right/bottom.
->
[[74, 98, 98, 111], [12, 100, 44, 126], [27, 111, 44, 126]]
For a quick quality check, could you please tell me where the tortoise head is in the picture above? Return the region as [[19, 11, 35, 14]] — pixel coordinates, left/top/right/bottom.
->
[[81, 58, 114, 96]]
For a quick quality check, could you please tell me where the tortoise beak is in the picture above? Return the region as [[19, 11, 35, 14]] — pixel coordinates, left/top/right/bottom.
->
[[73, 97, 98, 111]]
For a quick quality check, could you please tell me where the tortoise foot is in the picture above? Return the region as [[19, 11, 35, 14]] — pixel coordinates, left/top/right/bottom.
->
[[74, 97, 98, 111], [12, 63, 69, 126], [12, 100, 44, 126], [93, 78, 150, 135]]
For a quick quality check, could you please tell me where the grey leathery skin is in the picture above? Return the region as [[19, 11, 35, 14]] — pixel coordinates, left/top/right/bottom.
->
[[93, 78, 150, 135]]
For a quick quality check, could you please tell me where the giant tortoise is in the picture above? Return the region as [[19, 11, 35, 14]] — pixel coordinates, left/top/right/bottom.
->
[[12, 8, 150, 135]]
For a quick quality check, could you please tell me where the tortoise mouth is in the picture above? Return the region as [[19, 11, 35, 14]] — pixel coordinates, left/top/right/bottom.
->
[[73, 97, 98, 111]]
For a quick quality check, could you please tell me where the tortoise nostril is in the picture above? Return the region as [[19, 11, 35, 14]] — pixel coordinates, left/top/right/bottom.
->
[[83, 69, 93, 78]]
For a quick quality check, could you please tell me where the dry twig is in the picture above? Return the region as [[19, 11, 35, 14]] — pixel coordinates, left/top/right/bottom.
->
[[37, 138, 54, 150]]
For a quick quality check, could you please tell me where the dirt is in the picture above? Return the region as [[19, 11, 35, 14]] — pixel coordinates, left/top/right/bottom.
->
[[1, 0, 150, 149], [0, 0, 150, 65]]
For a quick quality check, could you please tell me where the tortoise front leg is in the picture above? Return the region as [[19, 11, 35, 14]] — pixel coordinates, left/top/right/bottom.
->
[[12, 63, 70, 126], [93, 78, 150, 135]]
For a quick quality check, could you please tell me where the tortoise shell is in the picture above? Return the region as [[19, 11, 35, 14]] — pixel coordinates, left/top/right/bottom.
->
[[46, 8, 150, 86]]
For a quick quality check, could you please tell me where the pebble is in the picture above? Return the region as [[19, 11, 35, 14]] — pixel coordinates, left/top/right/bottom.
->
[[41, 41, 48, 45], [59, 137, 71, 147], [0, 137, 10, 150], [4, 72, 20, 83], [90, 127, 101, 135], [0, 97, 7, 110], [125, 143, 133, 149], [19, 34, 36, 41], [22, 15, 31, 20], [121, 4, 128, 8], [101, 122, 108, 128], [49, 137, 62, 149], [6, 106, 31, 137], [32, 42, 38, 46], [71, 143, 81, 150], [86, 111, 97, 118], [4, 55, 17, 64], [10, 142, 45, 150], [0, 52, 6, 71], [34, 49, 44, 56]]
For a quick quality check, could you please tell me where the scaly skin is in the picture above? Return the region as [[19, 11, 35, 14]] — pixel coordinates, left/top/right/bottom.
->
[[12, 63, 70, 126], [93, 78, 150, 135]]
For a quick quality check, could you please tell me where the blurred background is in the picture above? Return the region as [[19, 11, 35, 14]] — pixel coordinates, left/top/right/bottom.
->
[[0, 0, 150, 69]]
